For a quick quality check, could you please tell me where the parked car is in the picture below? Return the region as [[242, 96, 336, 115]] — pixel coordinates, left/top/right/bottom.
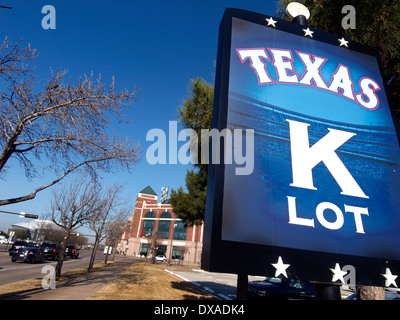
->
[[0, 238, 10, 244], [247, 277, 316, 300], [65, 244, 79, 259], [8, 240, 28, 256], [27, 241, 41, 248], [155, 255, 167, 262], [11, 247, 44, 264], [40, 242, 61, 260]]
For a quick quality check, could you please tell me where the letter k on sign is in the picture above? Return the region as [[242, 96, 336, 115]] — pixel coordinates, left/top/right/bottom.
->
[[286, 119, 368, 199]]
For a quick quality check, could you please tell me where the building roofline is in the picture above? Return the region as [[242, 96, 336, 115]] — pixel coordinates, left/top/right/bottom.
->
[[139, 185, 158, 196]]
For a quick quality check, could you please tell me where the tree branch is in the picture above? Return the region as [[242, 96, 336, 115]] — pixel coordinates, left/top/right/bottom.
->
[[0, 157, 111, 206]]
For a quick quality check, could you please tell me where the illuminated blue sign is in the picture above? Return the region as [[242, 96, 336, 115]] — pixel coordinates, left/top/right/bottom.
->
[[202, 9, 400, 287]]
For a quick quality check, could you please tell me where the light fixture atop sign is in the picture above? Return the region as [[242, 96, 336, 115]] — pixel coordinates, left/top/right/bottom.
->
[[286, 2, 310, 25]]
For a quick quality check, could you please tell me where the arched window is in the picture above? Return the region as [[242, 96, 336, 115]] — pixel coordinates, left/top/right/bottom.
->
[[158, 211, 172, 239], [160, 211, 171, 219], [142, 211, 155, 236], [174, 221, 187, 240], [157, 221, 170, 239], [145, 212, 156, 218]]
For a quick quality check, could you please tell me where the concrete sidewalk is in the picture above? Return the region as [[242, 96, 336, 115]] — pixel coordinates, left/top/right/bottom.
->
[[3, 256, 134, 300]]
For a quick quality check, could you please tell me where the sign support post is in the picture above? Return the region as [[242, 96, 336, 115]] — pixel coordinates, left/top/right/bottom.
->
[[236, 273, 248, 300], [315, 283, 341, 300]]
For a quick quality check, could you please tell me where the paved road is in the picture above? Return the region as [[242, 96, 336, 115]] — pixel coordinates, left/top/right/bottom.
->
[[4, 256, 134, 300], [0, 246, 106, 285]]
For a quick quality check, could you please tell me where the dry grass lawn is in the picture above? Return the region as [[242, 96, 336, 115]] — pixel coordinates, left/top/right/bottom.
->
[[88, 261, 216, 300], [0, 260, 216, 300], [0, 278, 42, 297]]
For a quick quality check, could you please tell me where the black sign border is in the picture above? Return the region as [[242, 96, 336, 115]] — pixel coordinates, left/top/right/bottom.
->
[[201, 8, 400, 287]]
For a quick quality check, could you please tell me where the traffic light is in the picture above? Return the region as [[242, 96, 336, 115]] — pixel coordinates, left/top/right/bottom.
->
[[24, 214, 39, 219], [0, 210, 38, 219]]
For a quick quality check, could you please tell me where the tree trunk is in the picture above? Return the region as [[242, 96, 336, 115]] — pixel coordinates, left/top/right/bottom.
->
[[88, 234, 100, 271], [56, 237, 69, 278], [111, 240, 117, 261], [357, 286, 385, 300], [56, 224, 72, 279], [104, 246, 110, 265]]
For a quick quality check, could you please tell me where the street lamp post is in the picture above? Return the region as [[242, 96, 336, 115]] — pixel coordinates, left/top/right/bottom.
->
[[168, 223, 177, 265]]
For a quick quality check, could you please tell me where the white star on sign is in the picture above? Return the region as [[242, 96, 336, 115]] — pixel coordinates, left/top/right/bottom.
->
[[329, 263, 347, 284], [265, 17, 277, 28], [338, 37, 349, 47], [271, 256, 290, 278], [302, 27, 314, 38], [382, 268, 398, 288]]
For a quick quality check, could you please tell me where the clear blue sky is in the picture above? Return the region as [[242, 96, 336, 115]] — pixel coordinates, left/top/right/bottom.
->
[[0, 0, 279, 233]]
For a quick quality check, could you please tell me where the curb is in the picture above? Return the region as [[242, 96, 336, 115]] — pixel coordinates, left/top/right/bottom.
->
[[164, 269, 233, 300]]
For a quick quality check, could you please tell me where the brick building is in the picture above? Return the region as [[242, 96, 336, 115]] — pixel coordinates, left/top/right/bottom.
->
[[119, 186, 203, 265]]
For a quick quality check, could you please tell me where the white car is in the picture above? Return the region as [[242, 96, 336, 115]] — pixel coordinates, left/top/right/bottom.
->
[[0, 239, 9, 244], [155, 255, 167, 262]]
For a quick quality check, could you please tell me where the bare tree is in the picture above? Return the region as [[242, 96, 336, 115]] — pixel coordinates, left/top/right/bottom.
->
[[36, 220, 65, 243], [357, 286, 385, 300], [87, 184, 126, 271], [177, 246, 189, 265], [69, 233, 88, 247], [50, 176, 100, 278], [145, 233, 164, 265], [0, 38, 140, 206], [104, 209, 130, 262]]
